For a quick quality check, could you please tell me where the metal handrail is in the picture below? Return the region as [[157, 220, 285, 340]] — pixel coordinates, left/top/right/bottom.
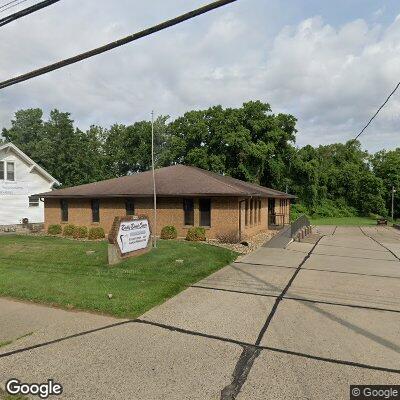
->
[[290, 214, 310, 237]]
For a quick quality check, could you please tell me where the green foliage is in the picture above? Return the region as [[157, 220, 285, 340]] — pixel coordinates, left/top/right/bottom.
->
[[63, 224, 76, 237], [1, 104, 398, 219], [290, 203, 309, 221], [47, 224, 62, 235], [186, 227, 206, 241], [160, 225, 178, 240], [88, 227, 105, 240], [73, 226, 89, 239]]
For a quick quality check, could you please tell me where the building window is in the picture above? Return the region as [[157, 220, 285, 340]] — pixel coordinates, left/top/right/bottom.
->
[[199, 198, 211, 227], [183, 198, 194, 226], [0, 161, 4, 180], [258, 200, 262, 224], [60, 199, 68, 222], [6, 162, 15, 181], [91, 199, 100, 223], [250, 199, 253, 226], [125, 198, 135, 216], [245, 199, 249, 227], [29, 196, 40, 207]]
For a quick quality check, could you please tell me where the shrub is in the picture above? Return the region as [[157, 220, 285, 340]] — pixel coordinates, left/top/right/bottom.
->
[[160, 225, 178, 240], [186, 227, 206, 241], [63, 224, 76, 237], [73, 226, 88, 239], [88, 227, 105, 240], [216, 230, 240, 244], [48, 224, 62, 235]]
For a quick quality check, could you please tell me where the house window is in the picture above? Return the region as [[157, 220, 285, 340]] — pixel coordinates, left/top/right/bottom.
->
[[29, 196, 40, 207], [125, 198, 135, 216], [199, 198, 211, 227], [60, 199, 68, 222], [0, 162, 4, 180], [259, 200, 262, 224], [91, 199, 100, 223], [250, 199, 253, 226], [183, 198, 194, 226], [6, 162, 15, 181]]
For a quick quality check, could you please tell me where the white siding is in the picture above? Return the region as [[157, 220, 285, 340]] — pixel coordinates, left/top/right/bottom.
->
[[0, 147, 55, 225]]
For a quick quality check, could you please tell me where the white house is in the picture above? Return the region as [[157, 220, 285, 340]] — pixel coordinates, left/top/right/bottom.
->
[[0, 143, 59, 226]]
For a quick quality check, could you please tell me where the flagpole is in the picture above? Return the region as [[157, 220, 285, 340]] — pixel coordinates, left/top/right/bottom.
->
[[151, 110, 157, 248]]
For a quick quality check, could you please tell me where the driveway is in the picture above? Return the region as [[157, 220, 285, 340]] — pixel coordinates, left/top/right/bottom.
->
[[0, 226, 399, 399]]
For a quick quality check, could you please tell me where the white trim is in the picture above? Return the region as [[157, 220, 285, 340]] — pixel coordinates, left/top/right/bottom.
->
[[0, 142, 60, 186]]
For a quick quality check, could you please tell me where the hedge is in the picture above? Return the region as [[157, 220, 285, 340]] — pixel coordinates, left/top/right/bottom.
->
[[186, 227, 206, 241], [160, 225, 178, 240]]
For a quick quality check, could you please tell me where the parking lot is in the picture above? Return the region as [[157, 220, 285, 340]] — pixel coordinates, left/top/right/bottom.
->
[[1, 226, 399, 399]]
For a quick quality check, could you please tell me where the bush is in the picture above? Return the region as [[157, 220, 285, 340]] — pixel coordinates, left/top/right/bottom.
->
[[160, 225, 178, 240], [216, 230, 240, 244], [186, 227, 206, 241], [48, 224, 62, 235], [73, 226, 88, 239], [290, 203, 309, 222], [88, 227, 105, 240], [63, 224, 76, 237]]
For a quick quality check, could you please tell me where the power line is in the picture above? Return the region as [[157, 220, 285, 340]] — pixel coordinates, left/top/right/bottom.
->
[[353, 80, 400, 142], [0, 0, 237, 90], [0, 0, 29, 13], [0, 0, 60, 27]]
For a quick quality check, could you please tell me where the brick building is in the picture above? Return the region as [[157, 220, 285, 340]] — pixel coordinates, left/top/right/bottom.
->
[[39, 165, 295, 240]]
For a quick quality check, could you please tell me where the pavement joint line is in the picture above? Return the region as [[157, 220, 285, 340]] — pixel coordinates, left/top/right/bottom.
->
[[220, 235, 325, 400], [0, 320, 133, 359], [190, 285, 400, 314], [360, 227, 400, 262], [282, 296, 400, 314], [316, 243, 390, 253], [254, 236, 325, 346], [310, 252, 398, 262], [301, 267, 400, 280], [332, 225, 338, 235], [231, 261, 400, 279], [1, 312, 398, 377], [233, 261, 297, 270], [135, 320, 400, 375]]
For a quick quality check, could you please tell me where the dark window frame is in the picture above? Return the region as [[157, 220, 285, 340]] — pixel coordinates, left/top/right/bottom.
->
[[199, 198, 211, 227], [29, 195, 40, 207], [60, 199, 68, 222], [91, 199, 100, 223], [6, 161, 15, 181], [125, 198, 135, 216], [0, 161, 4, 180], [183, 198, 194, 226]]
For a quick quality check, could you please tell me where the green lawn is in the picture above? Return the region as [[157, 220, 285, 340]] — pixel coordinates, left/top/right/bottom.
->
[[0, 389, 27, 400], [309, 216, 378, 226], [0, 235, 237, 318]]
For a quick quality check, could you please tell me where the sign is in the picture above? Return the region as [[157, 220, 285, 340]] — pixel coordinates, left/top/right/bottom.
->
[[116, 218, 151, 254], [0, 181, 29, 196], [107, 215, 152, 265]]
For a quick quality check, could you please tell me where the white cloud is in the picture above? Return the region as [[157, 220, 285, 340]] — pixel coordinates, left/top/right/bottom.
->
[[1, 1, 400, 152]]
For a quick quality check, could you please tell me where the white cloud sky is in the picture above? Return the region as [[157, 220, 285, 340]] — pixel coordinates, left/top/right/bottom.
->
[[0, 0, 400, 152]]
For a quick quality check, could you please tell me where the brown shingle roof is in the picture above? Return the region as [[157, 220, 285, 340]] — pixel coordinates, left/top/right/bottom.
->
[[38, 165, 296, 199]]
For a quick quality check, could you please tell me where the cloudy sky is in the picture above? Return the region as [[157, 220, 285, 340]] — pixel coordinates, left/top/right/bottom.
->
[[1, 0, 400, 152]]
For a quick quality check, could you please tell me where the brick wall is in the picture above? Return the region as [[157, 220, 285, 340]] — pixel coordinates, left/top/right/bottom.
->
[[44, 196, 289, 240], [44, 196, 241, 240]]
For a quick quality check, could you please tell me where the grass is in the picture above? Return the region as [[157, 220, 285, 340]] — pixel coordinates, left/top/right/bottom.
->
[[0, 235, 237, 319], [309, 216, 378, 226]]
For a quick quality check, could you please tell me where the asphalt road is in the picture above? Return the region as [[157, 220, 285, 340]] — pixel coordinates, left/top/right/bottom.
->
[[0, 226, 399, 399]]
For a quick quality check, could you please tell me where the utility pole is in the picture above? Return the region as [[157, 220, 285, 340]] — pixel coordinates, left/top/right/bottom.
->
[[392, 186, 396, 221], [151, 111, 157, 248]]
